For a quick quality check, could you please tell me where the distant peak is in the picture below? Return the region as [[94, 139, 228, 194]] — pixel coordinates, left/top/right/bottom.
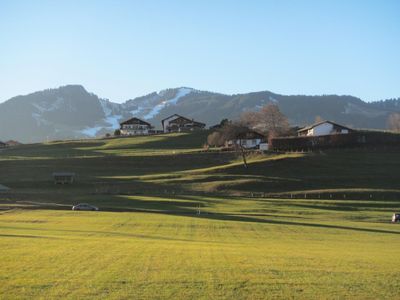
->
[[59, 84, 87, 92]]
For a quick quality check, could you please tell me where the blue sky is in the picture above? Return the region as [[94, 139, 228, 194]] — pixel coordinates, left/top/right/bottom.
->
[[0, 0, 399, 103]]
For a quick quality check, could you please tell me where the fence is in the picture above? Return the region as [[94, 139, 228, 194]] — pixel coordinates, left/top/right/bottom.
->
[[270, 131, 400, 151]]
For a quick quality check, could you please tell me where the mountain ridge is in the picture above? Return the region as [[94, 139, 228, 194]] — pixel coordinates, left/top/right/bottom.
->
[[0, 85, 399, 142]]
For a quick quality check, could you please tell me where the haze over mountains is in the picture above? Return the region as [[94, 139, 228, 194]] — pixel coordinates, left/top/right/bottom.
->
[[0, 85, 399, 143]]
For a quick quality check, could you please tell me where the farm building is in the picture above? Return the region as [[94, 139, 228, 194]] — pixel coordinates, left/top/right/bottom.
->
[[120, 118, 152, 136], [5, 140, 22, 147], [161, 114, 206, 133], [0, 141, 7, 148], [227, 131, 267, 150], [53, 172, 76, 184], [298, 121, 353, 137]]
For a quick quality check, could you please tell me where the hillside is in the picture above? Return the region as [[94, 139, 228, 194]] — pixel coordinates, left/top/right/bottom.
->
[[1, 132, 400, 298], [1, 131, 399, 209], [0, 85, 399, 142]]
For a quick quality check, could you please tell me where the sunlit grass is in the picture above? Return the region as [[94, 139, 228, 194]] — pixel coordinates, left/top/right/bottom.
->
[[1, 131, 400, 298], [1, 205, 399, 299]]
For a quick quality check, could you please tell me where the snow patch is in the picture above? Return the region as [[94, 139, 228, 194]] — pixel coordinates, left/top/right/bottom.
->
[[129, 107, 145, 116], [143, 88, 192, 120], [99, 99, 123, 128], [105, 114, 122, 129], [80, 99, 123, 137], [32, 97, 65, 113], [269, 96, 278, 103], [31, 97, 65, 126]]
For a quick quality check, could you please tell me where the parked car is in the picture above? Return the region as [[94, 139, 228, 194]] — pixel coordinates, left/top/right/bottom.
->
[[392, 213, 400, 223], [72, 203, 99, 211]]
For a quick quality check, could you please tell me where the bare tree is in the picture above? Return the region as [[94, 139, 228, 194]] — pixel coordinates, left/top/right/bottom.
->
[[388, 113, 400, 132], [207, 131, 223, 147], [207, 121, 251, 168], [241, 104, 290, 139]]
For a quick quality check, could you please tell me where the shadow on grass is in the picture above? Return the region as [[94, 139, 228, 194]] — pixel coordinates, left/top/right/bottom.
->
[[100, 195, 400, 235], [0, 233, 59, 239], [8, 194, 399, 236], [0, 225, 234, 244], [195, 212, 400, 235]]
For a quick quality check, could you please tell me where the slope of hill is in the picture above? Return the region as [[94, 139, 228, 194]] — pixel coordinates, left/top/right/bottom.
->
[[0, 132, 400, 298], [0, 85, 399, 142]]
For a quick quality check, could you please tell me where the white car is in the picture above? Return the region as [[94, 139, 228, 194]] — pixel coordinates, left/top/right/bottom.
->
[[392, 213, 400, 223], [72, 203, 99, 211]]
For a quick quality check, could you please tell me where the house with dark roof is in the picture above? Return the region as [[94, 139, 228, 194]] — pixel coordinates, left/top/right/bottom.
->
[[227, 130, 267, 150], [120, 117, 152, 136], [298, 121, 353, 137], [161, 114, 206, 133], [0, 141, 7, 148]]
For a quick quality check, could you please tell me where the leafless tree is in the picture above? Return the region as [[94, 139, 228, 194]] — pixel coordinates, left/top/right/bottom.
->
[[387, 113, 400, 132], [207, 131, 224, 147], [207, 105, 289, 168], [207, 121, 251, 168], [241, 104, 290, 140]]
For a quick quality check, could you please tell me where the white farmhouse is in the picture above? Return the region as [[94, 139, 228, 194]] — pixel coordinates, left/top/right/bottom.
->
[[120, 117, 152, 136], [227, 130, 266, 149], [298, 121, 353, 137]]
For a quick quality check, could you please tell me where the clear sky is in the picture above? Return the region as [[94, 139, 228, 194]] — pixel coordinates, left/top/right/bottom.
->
[[0, 0, 399, 103]]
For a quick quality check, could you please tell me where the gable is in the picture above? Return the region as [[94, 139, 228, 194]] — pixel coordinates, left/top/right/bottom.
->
[[298, 121, 352, 133], [120, 117, 151, 126]]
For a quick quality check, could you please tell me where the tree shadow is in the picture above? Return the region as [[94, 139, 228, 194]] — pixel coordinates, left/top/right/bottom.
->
[[66, 195, 400, 236]]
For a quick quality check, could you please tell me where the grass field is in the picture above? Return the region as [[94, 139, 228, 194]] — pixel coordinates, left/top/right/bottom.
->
[[1, 132, 400, 299]]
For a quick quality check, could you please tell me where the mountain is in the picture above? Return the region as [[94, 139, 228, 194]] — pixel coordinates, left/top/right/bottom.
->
[[0, 85, 399, 142]]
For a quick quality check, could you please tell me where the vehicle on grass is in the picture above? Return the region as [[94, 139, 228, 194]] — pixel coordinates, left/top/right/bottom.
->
[[72, 203, 99, 211], [391, 213, 400, 223]]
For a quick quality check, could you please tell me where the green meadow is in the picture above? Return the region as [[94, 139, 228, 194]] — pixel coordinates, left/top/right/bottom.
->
[[1, 132, 400, 299]]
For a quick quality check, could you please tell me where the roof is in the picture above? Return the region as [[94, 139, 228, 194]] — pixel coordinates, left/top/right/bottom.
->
[[162, 114, 205, 127], [120, 117, 151, 126], [6, 140, 22, 146], [162, 114, 181, 123], [298, 120, 353, 133], [232, 131, 265, 140]]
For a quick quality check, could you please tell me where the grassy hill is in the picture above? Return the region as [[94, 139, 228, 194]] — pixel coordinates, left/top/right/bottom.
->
[[1, 132, 400, 298]]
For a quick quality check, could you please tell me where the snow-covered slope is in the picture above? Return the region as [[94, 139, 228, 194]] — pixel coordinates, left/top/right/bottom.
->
[[77, 87, 194, 137], [80, 99, 124, 137], [143, 88, 192, 120]]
